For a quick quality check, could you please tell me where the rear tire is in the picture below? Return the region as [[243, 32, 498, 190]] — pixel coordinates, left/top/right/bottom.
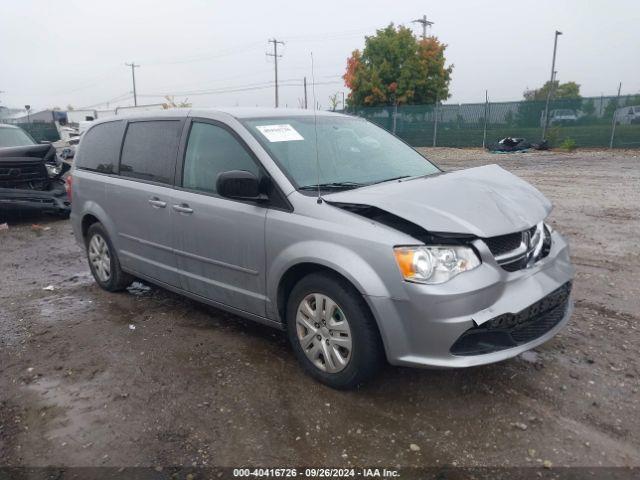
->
[[286, 272, 384, 389], [85, 223, 133, 292]]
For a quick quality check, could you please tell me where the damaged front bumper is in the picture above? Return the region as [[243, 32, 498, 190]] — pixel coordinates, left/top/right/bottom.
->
[[0, 180, 70, 216], [368, 231, 574, 368]]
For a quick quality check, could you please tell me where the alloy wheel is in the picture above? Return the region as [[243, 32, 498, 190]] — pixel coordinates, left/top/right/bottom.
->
[[88, 233, 111, 283]]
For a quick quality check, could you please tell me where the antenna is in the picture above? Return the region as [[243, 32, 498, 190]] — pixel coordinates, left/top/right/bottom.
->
[[311, 52, 322, 204]]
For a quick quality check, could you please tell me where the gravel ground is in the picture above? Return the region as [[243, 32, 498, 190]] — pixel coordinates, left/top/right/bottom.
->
[[0, 148, 639, 469]]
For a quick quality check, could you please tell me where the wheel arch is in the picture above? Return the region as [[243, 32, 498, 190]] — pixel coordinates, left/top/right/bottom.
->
[[78, 201, 118, 246]]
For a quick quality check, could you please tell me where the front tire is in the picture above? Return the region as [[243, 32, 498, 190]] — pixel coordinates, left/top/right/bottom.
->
[[85, 223, 133, 292], [286, 272, 384, 389]]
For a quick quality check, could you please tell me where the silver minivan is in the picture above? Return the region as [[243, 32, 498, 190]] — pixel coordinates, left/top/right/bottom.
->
[[70, 108, 574, 389]]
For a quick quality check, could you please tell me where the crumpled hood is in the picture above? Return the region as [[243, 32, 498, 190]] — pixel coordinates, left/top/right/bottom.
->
[[324, 164, 552, 238]]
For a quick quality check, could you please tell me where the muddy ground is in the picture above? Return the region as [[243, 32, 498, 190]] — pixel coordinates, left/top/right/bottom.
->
[[0, 148, 638, 469]]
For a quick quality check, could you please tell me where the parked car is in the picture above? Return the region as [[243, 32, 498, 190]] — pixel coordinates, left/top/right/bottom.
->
[[615, 105, 640, 125], [70, 109, 574, 389], [0, 124, 71, 218], [541, 109, 578, 126]]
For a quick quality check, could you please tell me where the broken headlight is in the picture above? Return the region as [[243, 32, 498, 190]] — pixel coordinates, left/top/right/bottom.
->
[[45, 163, 62, 177], [393, 245, 481, 284]]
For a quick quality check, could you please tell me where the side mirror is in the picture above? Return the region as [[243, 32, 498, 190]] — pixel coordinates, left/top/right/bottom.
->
[[217, 170, 268, 202]]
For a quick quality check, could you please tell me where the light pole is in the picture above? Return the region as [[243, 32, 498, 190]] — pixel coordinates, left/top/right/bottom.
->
[[542, 30, 562, 141], [125, 62, 140, 106]]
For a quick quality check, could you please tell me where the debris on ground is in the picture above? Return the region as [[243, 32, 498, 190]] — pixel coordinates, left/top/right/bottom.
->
[[520, 351, 540, 364], [532, 140, 550, 150], [31, 224, 51, 232], [42, 285, 55, 291], [128, 324, 136, 330], [511, 422, 528, 431], [127, 282, 152, 296], [0, 222, 8, 231], [487, 137, 551, 153], [488, 137, 531, 153], [409, 444, 421, 452]]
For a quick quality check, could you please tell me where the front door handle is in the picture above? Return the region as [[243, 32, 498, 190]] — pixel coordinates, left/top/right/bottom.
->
[[148, 197, 167, 208], [172, 203, 193, 214]]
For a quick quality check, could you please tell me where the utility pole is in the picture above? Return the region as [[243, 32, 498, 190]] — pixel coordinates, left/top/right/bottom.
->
[[125, 62, 140, 106], [609, 82, 622, 149], [541, 30, 562, 141], [412, 14, 434, 40], [266, 39, 284, 108], [303, 77, 308, 109]]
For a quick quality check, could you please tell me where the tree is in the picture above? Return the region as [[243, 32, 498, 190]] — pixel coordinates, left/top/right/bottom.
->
[[161, 95, 192, 109], [624, 93, 640, 107], [604, 98, 619, 119], [516, 80, 582, 127], [582, 98, 595, 117], [523, 81, 581, 101], [343, 24, 452, 108], [328, 92, 340, 111]]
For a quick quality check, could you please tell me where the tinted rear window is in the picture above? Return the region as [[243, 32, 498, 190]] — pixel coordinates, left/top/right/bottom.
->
[[119, 120, 182, 184], [76, 120, 124, 173]]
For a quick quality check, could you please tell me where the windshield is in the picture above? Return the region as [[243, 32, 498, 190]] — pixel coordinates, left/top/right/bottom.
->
[[0, 126, 36, 148], [243, 115, 440, 189]]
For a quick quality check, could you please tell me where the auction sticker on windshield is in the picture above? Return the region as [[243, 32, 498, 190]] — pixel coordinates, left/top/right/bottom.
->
[[255, 124, 304, 142]]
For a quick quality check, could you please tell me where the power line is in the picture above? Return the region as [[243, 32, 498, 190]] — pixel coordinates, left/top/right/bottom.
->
[[143, 42, 263, 66], [266, 38, 285, 108], [139, 80, 341, 98], [80, 92, 133, 109], [125, 62, 140, 106]]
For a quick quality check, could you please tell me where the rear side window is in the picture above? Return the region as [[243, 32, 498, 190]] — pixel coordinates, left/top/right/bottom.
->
[[183, 121, 260, 194], [76, 120, 124, 173], [120, 120, 182, 184]]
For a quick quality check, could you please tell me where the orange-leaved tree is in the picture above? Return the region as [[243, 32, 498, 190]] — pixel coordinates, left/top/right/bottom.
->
[[343, 24, 453, 108]]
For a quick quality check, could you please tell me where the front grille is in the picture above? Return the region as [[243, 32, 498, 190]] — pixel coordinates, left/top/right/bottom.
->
[[484, 232, 522, 257], [0, 163, 49, 188], [450, 282, 572, 356], [483, 225, 547, 273]]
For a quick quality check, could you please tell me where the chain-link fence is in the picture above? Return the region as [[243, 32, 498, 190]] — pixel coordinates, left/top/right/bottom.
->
[[346, 94, 640, 149]]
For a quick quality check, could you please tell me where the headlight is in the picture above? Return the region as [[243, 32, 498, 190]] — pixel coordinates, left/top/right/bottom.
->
[[45, 163, 61, 177], [393, 245, 481, 284]]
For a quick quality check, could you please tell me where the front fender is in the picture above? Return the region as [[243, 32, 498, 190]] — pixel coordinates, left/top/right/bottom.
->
[[267, 240, 392, 316]]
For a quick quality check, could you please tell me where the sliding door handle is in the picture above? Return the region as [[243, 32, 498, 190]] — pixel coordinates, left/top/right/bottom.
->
[[172, 204, 193, 214], [148, 197, 167, 208]]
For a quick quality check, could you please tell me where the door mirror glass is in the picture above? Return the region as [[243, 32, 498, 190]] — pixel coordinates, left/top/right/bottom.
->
[[217, 170, 267, 201]]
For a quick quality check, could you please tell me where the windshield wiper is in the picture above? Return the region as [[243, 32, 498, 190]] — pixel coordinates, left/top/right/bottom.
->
[[367, 175, 412, 186], [298, 182, 365, 191]]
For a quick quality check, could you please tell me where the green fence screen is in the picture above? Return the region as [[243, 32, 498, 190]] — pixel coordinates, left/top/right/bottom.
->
[[347, 95, 640, 149], [17, 123, 60, 143]]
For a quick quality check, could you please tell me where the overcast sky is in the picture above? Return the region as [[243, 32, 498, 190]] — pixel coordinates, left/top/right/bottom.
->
[[1, 0, 639, 112]]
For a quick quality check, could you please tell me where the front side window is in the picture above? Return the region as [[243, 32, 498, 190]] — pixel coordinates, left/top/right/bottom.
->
[[183, 121, 260, 194], [242, 116, 439, 190], [120, 120, 182, 184]]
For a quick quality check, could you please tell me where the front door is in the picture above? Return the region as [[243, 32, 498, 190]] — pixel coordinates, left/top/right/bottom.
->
[[172, 119, 267, 317]]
